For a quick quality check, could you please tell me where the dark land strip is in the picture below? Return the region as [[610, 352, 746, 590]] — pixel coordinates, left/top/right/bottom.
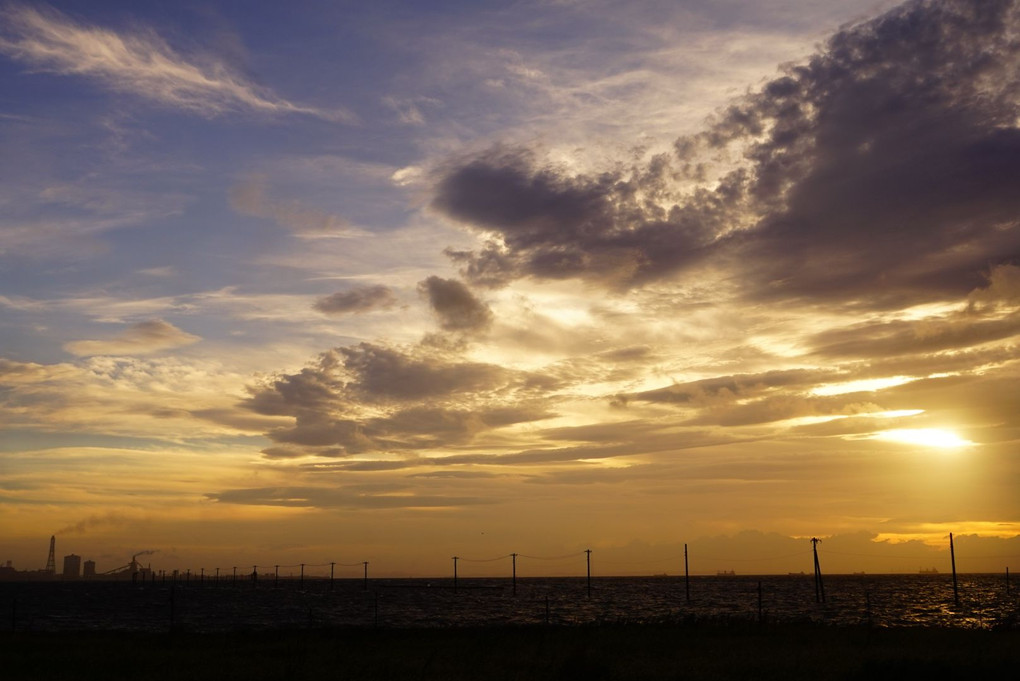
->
[[3, 623, 1019, 681]]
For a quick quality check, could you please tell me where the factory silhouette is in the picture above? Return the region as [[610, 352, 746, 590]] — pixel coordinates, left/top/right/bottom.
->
[[0, 535, 153, 582]]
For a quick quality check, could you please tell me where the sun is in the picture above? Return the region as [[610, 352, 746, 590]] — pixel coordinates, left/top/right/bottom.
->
[[872, 428, 974, 449]]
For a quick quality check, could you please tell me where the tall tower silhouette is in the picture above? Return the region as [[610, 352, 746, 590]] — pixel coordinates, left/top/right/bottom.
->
[[45, 535, 56, 573]]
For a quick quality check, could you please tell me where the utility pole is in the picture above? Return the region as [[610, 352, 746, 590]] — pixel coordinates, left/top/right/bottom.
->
[[585, 549, 592, 598], [684, 543, 691, 603], [950, 533, 960, 607], [512, 553, 518, 596], [811, 538, 825, 603]]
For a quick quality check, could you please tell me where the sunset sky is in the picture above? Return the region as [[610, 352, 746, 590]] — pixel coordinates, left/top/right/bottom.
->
[[2, 0, 1019, 578]]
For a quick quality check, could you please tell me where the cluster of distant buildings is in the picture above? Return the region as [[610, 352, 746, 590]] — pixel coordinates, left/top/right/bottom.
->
[[0, 536, 142, 581], [0, 556, 97, 581]]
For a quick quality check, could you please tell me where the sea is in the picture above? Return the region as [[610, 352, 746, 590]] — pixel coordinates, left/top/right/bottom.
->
[[2, 574, 1017, 632]]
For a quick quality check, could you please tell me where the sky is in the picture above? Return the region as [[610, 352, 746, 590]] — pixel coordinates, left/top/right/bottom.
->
[[1, 0, 1019, 578]]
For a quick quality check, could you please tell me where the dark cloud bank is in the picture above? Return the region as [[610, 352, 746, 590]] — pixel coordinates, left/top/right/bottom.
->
[[434, 0, 1020, 308]]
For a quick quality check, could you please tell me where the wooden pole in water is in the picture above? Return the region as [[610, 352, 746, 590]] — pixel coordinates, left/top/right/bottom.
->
[[585, 549, 592, 598], [330, 562, 335, 590], [684, 543, 691, 603], [363, 561, 369, 591], [512, 553, 517, 596], [811, 538, 825, 603], [453, 556, 459, 591], [275, 565, 279, 587], [1006, 567, 1010, 595], [950, 533, 959, 607], [757, 580, 763, 624]]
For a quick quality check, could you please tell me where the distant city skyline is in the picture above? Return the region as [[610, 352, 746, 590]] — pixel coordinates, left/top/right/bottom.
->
[[1, 0, 1018, 575]]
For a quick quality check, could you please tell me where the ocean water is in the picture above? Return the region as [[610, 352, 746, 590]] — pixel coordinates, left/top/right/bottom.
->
[[2, 574, 1017, 632]]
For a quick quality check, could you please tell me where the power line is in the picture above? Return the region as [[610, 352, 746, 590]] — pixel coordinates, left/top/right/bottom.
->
[[459, 554, 512, 563], [518, 551, 586, 561]]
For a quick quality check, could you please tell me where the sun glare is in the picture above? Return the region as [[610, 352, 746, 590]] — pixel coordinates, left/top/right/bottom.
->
[[872, 428, 974, 449]]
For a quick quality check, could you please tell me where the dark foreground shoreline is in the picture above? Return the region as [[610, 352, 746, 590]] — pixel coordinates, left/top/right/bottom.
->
[[4, 623, 1018, 680]]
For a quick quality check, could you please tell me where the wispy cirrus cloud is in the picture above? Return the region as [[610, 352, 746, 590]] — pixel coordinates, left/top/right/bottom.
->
[[64, 319, 200, 357], [208, 486, 494, 510], [0, 2, 354, 122], [0, 354, 269, 440], [229, 176, 368, 237]]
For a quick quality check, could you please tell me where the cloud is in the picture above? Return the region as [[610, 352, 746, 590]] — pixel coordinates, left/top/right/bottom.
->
[[336, 343, 515, 403], [0, 3, 352, 121], [243, 342, 558, 457], [0, 354, 266, 444], [0, 357, 79, 384], [432, 146, 704, 288], [806, 312, 1020, 361], [0, 194, 187, 259], [630, 368, 830, 406], [967, 264, 1020, 311], [417, 276, 493, 333], [432, 0, 1020, 309], [613, 349, 1020, 436], [190, 407, 291, 434], [229, 176, 366, 236], [723, 0, 1020, 306], [208, 486, 493, 509], [64, 319, 200, 357], [382, 95, 440, 126], [313, 285, 398, 315]]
